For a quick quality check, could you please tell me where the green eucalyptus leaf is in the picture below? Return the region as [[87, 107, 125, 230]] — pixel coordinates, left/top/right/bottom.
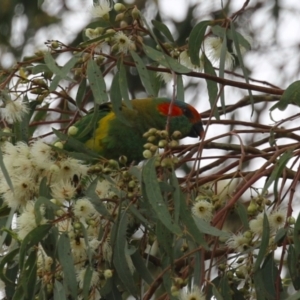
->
[[112, 212, 138, 296], [131, 250, 154, 285], [152, 20, 175, 42], [189, 20, 211, 66], [176, 75, 184, 101], [143, 44, 190, 73], [110, 72, 131, 126], [87, 59, 108, 104], [19, 224, 52, 269], [0, 248, 19, 285], [142, 158, 182, 235], [156, 220, 173, 257], [262, 150, 293, 197], [270, 80, 300, 111], [54, 280, 67, 300], [203, 54, 220, 120], [57, 233, 78, 299], [118, 62, 131, 108], [130, 50, 155, 96], [231, 23, 254, 114], [287, 246, 300, 290], [294, 213, 300, 257], [261, 253, 280, 299], [76, 78, 87, 108], [254, 214, 269, 271]]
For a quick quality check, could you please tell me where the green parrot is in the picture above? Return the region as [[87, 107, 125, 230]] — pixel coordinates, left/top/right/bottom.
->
[[66, 97, 204, 162]]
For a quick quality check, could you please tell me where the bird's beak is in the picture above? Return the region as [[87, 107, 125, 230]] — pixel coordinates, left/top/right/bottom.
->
[[189, 121, 204, 139]]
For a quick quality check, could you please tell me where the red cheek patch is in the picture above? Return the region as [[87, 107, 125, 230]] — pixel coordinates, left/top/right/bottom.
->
[[157, 103, 183, 116]]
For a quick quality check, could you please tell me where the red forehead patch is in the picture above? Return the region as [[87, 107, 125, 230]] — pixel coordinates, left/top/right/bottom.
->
[[157, 103, 183, 116]]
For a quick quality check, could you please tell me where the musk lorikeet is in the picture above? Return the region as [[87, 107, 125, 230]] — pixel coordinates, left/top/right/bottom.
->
[[66, 97, 204, 162]]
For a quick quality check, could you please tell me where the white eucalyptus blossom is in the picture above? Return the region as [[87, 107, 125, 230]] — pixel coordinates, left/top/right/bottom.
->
[[191, 199, 214, 222], [51, 180, 77, 203], [77, 268, 99, 289], [91, 0, 112, 19], [156, 64, 173, 83], [74, 198, 95, 218], [204, 36, 234, 69], [16, 201, 47, 239], [268, 208, 287, 233], [179, 50, 203, 71], [226, 232, 251, 252], [0, 99, 29, 123], [113, 31, 136, 53], [179, 286, 205, 300], [249, 212, 265, 236]]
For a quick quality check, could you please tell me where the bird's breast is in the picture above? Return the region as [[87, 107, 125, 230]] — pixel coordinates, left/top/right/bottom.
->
[[85, 112, 116, 152]]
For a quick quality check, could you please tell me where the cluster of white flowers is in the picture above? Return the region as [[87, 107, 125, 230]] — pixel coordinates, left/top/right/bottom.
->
[[227, 207, 288, 252], [0, 140, 88, 210], [0, 99, 29, 124], [249, 208, 287, 236], [0, 140, 123, 297], [16, 201, 47, 240]]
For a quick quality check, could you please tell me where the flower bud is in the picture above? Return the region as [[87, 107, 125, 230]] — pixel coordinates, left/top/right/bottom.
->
[[103, 167, 112, 174], [131, 6, 140, 20], [147, 135, 156, 142], [106, 29, 116, 35], [49, 164, 60, 173], [143, 150, 152, 159], [150, 145, 158, 152], [161, 158, 173, 168], [143, 143, 153, 149], [119, 155, 128, 165], [104, 269, 113, 279], [243, 230, 252, 239], [114, 3, 126, 12], [236, 268, 245, 279], [169, 140, 179, 148], [120, 21, 128, 28], [73, 222, 81, 230], [158, 139, 167, 148], [53, 141, 64, 149], [95, 27, 105, 35], [108, 159, 119, 168], [172, 130, 182, 139], [55, 209, 64, 217], [51, 41, 59, 49], [288, 216, 296, 225], [67, 126, 78, 136], [128, 180, 136, 188], [115, 13, 125, 22], [160, 130, 169, 138], [247, 200, 258, 215], [148, 128, 157, 135]]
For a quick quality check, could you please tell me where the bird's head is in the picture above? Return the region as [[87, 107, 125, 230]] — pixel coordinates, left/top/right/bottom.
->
[[155, 98, 205, 139]]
